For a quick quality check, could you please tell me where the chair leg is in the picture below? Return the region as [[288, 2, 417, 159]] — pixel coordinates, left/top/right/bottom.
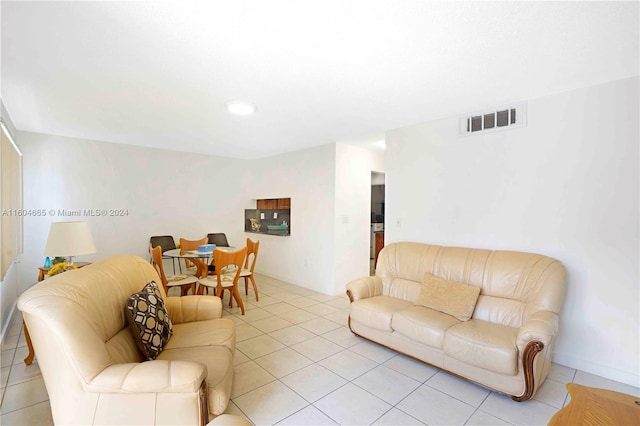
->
[[244, 277, 249, 295], [180, 283, 194, 296], [250, 275, 259, 301], [233, 286, 245, 315], [199, 285, 216, 296]]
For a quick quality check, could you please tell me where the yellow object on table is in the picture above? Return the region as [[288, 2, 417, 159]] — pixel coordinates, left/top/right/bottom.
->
[[38, 261, 91, 281]]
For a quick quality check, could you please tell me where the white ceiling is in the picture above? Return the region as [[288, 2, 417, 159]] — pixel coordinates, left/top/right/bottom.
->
[[1, 1, 638, 160]]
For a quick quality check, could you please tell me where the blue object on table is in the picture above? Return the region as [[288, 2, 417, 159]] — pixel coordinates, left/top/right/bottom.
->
[[44, 257, 51, 268], [198, 244, 216, 253]]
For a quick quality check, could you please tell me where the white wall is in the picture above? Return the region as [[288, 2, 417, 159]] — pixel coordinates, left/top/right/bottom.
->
[[385, 77, 639, 386], [245, 143, 384, 295], [334, 143, 384, 294], [247, 144, 338, 294], [19, 131, 251, 289], [17, 132, 384, 304]]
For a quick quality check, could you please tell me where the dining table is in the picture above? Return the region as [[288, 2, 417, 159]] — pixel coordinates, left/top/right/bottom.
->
[[163, 247, 235, 279]]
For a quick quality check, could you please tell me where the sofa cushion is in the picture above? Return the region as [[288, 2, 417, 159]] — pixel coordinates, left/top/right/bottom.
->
[[350, 296, 413, 332], [126, 281, 173, 360], [444, 319, 519, 375], [415, 273, 481, 321], [166, 318, 236, 352], [392, 306, 460, 349]]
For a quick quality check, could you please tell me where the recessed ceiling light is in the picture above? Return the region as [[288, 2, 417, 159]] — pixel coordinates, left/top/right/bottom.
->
[[225, 101, 257, 116]]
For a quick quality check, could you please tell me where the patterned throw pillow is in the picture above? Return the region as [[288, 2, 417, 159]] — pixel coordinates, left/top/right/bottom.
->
[[126, 281, 173, 360]]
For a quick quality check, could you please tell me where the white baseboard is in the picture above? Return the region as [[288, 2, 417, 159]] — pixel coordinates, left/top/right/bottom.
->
[[0, 302, 18, 346], [553, 351, 640, 388]]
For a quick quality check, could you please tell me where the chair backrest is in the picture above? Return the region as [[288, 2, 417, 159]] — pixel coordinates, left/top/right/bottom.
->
[[214, 247, 247, 286], [179, 236, 208, 254], [150, 245, 169, 293], [207, 233, 230, 247], [149, 235, 176, 251], [244, 238, 260, 272]]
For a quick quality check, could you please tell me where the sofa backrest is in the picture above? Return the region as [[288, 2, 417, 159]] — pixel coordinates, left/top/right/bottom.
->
[[18, 255, 162, 382], [376, 242, 566, 328]]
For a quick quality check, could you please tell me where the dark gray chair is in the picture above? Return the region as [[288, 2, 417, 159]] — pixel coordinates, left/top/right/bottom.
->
[[206, 233, 230, 274], [207, 233, 230, 247], [149, 235, 180, 273]]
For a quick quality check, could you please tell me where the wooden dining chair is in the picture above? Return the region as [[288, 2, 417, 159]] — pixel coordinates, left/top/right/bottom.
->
[[197, 247, 248, 315], [240, 238, 260, 301], [150, 245, 198, 296], [179, 236, 208, 276]]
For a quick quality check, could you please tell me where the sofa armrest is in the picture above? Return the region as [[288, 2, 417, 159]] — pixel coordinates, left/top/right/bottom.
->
[[346, 276, 383, 302], [165, 295, 222, 324], [516, 310, 559, 350], [85, 360, 206, 393]]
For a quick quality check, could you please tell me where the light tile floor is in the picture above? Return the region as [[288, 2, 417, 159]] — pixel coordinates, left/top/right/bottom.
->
[[2, 273, 639, 425]]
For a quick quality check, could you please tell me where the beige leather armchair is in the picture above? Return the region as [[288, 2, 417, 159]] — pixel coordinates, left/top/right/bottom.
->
[[18, 255, 235, 425]]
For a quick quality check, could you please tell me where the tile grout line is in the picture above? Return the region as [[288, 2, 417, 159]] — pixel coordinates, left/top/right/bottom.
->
[[230, 290, 366, 424], [251, 302, 424, 424]]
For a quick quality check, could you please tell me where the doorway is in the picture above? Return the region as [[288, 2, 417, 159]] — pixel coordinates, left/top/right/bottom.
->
[[370, 172, 385, 275]]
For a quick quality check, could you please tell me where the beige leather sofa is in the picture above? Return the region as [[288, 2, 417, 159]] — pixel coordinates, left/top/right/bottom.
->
[[347, 242, 566, 401], [18, 255, 237, 425]]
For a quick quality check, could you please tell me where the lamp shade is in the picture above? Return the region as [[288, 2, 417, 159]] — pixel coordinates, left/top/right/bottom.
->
[[44, 221, 97, 257]]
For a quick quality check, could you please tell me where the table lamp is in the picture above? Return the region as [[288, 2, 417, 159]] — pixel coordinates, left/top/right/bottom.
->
[[44, 221, 97, 266]]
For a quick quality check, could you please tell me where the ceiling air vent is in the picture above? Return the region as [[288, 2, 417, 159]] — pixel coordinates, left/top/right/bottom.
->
[[460, 101, 527, 136]]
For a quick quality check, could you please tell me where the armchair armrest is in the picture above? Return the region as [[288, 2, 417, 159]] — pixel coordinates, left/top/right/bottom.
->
[[165, 295, 222, 324], [85, 360, 206, 393], [516, 310, 559, 350], [346, 276, 383, 302]]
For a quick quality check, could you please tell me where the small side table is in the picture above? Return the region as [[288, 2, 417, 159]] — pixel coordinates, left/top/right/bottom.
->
[[24, 262, 92, 365], [548, 383, 640, 425], [37, 261, 91, 282]]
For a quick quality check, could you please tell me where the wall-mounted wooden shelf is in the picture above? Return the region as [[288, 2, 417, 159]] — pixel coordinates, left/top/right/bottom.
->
[[256, 198, 290, 210]]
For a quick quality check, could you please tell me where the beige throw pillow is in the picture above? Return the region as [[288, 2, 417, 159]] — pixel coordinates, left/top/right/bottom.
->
[[415, 273, 481, 321]]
